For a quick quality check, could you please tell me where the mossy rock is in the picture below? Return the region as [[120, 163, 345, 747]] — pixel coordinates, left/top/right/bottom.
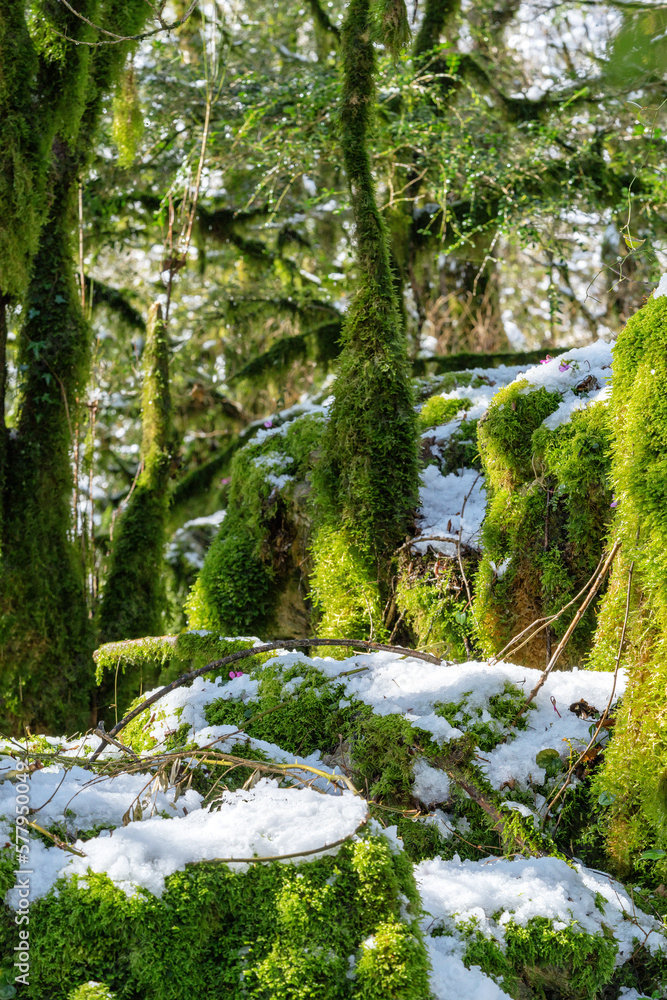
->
[[475, 378, 612, 667], [186, 413, 324, 637], [0, 837, 428, 1000], [590, 292, 667, 870]]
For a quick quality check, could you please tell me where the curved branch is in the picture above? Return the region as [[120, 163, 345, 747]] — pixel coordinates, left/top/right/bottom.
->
[[89, 636, 443, 762], [54, 0, 200, 46]]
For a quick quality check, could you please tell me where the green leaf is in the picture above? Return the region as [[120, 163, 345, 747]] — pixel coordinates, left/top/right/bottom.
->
[[639, 849, 666, 861], [598, 791, 615, 806], [535, 748, 563, 777]]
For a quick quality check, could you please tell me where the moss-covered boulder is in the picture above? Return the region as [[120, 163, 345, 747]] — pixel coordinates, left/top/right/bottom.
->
[[474, 343, 613, 666], [589, 286, 667, 873], [185, 409, 325, 638]]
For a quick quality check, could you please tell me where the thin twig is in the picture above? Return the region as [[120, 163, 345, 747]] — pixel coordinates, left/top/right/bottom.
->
[[490, 549, 608, 666], [545, 540, 636, 819], [513, 541, 621, 724], [185, 814, 370, 866]]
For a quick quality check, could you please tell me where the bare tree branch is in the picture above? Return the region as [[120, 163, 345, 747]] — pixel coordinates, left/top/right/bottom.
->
[[54, 0, 200, 46]]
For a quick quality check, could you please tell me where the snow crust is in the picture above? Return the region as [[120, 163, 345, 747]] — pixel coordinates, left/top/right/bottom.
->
[[414, 466, 486, 555], [417, 853, 666, 965]]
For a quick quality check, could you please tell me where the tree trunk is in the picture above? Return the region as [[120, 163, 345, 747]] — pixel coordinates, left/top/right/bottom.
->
[[311, 0, 419, 640]]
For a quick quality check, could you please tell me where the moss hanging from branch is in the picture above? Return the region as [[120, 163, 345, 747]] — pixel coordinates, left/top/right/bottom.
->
[[311, 0, 419, 640], [0, 0, 154, 734]]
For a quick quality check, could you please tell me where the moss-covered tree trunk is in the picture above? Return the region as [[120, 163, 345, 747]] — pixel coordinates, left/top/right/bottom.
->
[[0, 2, 151, 734], [97, 304, 172, 717], [311, 0, 419, 639], [589, 289, 667, 873]]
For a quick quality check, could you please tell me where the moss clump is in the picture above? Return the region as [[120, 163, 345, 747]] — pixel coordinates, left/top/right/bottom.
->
[[396, 555, 473, 660], [458, 915, 617, 999], [68, 985, 117, 1000], [205, 660, 352, 757], [310, 526, 388, 644], [475, 385, 612, 666], [186, 413, 324, 636], [0, 836, 428, 1000], [435, 681, 533, 753], [111, 61, 143, 168], [310, 0, 418, 642], [419, 394, 472, 431], [589, 293, 667, 870]]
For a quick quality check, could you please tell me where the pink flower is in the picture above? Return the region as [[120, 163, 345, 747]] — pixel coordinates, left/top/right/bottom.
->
[[539, 355, 553, 364], [264, 420, 273, 429], [220, 477, 231, 486], [559, 362, 571, 372], [229, 670, 235, 679], [235, 670, 243, 677]]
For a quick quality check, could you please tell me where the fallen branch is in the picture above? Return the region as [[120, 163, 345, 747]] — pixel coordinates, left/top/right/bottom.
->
[[513, 540, 620, 724], [89, 638, 442, 762]]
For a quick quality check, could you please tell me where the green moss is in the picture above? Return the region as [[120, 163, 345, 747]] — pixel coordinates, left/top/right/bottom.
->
[[396, 557, 473, 660], [0, 0, 154, 736], [98, 303, 172, 654], [186, 413, 324, 636], [310, 526, 388, 643], [310, 0, 418, 641], [459, 915, 617, 999], [111, 61, 143, 168], [0, 192, 94, 735], [435, 682, 533, 753], [355, 917, 430, 999], [475, 395, 613, 666], [419, 394, 472, 431], [205, 661, 352, 757], [0, 836, 429, 1000], [67, 984, 117, 1000], [589, 294, 667, 870], [95, 633, 271, 725]]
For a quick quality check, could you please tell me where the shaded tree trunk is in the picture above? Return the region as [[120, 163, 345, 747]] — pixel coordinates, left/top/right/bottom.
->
[[311, 0, 419, 640]]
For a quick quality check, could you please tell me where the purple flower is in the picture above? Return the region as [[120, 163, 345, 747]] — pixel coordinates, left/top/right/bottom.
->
[[220, 477, 231, 486], [235, 670, 243, 678], [229, 670, 236, 679], [610, 495, 619, 508], [264, 420, 273, 429], [559, 362, 571, 372], [539, 355, 553, 365]]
